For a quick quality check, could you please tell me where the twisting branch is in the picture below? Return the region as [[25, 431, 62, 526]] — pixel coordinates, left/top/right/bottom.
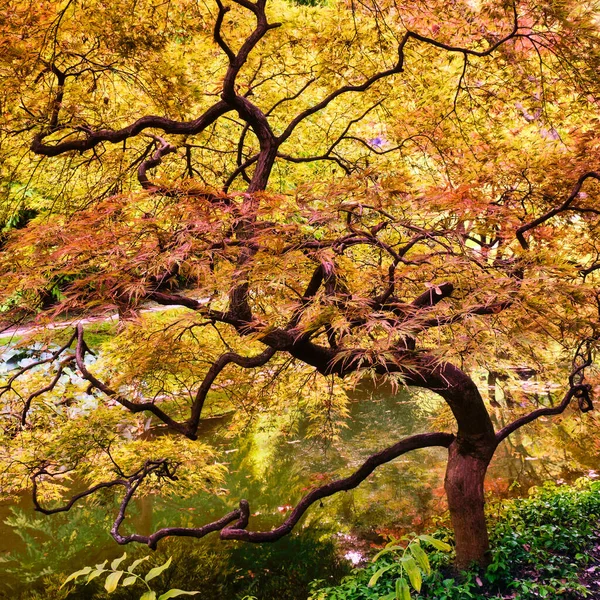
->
[[21, 356, 74, 427], [496, 343, 594, 443], [31, 102, 231, 156], [516, 172, 600, 249], [187, 347, 276, 432], [220, 432, 454, 542], [137, 135, 177, 190], [33, 432, 453, 548], [0, 330, 77, 400], [279, 3, 520, 144], [214, 0, 236, 63], [72, 323, 277, 438], [32, 465, 130, 515]]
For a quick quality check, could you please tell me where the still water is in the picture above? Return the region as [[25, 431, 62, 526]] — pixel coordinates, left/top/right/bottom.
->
[[1, 380, 598, 599]]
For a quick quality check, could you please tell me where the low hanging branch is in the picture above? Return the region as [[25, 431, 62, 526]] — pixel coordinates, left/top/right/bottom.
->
[[496, 343, 594, 444], [21, 356, 75, 427], [0, 331, 77, 430], [32, 431, 454, 549], [516, 171, 600, 249], [73, 324, 277, 439]]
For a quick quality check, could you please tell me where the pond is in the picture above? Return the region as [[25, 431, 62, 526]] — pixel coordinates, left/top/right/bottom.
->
[[0, 378, 598, 599]]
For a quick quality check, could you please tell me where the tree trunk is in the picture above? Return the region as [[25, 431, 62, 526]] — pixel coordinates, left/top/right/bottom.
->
[[444, 440, 492, 569]]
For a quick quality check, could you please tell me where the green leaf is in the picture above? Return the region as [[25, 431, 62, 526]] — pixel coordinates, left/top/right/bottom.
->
[[158, 590, 201, 599], [145, 557, 172, 583], [372, 545, 404, 562], [61, 566, 92, 588], [87, 569, 106, 583], [409, 543, 431, 575], [378, 593, 395, 600], [395, 577, 411, 600], [418, 534, 452, 552], [128, 556, 150, 573], [140, 592, 157, 600], [401, 556, 422, 592], [368, 564, 395, 587], [123, 575, 137, 586], [105, 571, 124, 593], [111, 552, 128, 571]]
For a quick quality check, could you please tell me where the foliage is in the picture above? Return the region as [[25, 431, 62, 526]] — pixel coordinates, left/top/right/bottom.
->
[[62, 554, 200, 600], [0, 505, 115, 588], [6, 527, 349, 600], [310, 478, 600, 600]]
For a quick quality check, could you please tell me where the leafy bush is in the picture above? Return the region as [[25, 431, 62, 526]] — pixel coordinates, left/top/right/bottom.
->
[[310, 478, 600, 600], [62, 554, 199, 600]]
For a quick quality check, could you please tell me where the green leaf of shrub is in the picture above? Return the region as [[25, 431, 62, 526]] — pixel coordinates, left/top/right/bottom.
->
[[409, 543, 431, 575], [401, 556, 421, 592], [372, 545, 404, 562], [158, 590, 201, 599], [140, 592, 157, 600], [111, 552, 127, 570], [123, 575, 137, 586], [61, 566, 93, 588], [395, 577, 411, 600], [145, 557, 172, 582], [418, 535, 452, 552], [105, 571, 124, 593], [128, 556, 150, 573], [368, 564, 394, 587], [87, 569, 106, 583]]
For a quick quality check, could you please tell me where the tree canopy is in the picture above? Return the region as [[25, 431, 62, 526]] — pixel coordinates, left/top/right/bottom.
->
[[1, 0, 600, 568]]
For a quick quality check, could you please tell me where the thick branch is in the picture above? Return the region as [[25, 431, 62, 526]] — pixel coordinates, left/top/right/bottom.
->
[[496, 383, 592, 444], [279, 3, 520, 144], [220, 432, 454, 542], [31, 102, 231, 156], [187, 347, 276, 432], [137, 135, 177, 190], [38, 432, 452, 548], [516, 171, 600, 249]]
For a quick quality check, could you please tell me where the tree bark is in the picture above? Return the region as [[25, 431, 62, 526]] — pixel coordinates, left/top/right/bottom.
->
[[445, 439, 493, 569]]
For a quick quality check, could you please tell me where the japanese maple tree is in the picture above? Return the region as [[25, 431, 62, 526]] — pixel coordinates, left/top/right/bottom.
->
[[1, 0, 600, 568]]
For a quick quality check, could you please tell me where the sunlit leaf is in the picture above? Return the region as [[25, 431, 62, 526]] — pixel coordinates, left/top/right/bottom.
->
[[145, 557, 172, 583], [111, 552, 127, 571], [368, 564, 395, 587], [158, 590, 201, 599], [61, 566, 92, 588], [105, 571, 124, 593], [409, 543, 431, 575], [401, 556, 421, 592], [395, 577, 411, 600], [418, 535, 452, 552], [128, 556, 150, 573]]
